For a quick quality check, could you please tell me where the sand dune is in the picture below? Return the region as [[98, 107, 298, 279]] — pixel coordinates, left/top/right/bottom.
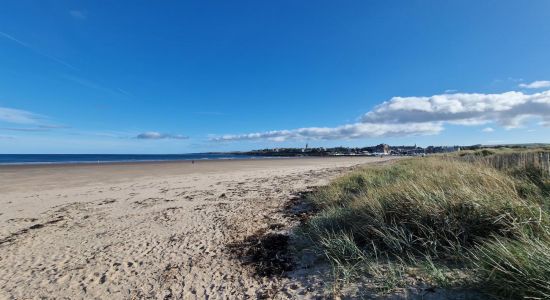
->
[[0, 157, 392, 299]]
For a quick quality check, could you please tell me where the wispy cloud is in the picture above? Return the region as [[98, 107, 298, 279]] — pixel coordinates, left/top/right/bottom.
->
[[136, 132, 189, 140], [212, 89, 550, 142], [0, 124, 69, 132], [0, 31, 31, 48], [519, 80, 550, 89], [61, 74, 129, 96], [482, 127, 495, 133], [193, 111, 225, 116], [61, 74, 111, 93], [0, 31, 77, 70], [212, 122, 442, 142], [492, 77, 524, 85], [0, 127, 49, 132], [69, 10, 87, 20], [38, 124, 70, 129], [0, 107, 68, 133], [0, 107, 43, 124], [1, 31, 131, 97], [116, 88, 132, 97]]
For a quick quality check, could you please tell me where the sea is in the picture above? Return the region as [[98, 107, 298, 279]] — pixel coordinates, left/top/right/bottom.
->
[[0, 153, 265, 165]]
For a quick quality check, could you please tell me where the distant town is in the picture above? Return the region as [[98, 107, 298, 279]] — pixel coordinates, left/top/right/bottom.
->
[[230, 143, 549, 157]]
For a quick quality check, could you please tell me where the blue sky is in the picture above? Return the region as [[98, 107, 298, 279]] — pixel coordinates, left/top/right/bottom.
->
[[1, 0, 550, 154]]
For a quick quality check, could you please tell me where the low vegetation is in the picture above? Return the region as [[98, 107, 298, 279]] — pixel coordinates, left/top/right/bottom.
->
[[300, 152, 550, 299], [457, 148, 550, 176]]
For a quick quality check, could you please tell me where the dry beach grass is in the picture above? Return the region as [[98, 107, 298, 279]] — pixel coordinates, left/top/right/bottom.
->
[[300, 153, 550, 299]]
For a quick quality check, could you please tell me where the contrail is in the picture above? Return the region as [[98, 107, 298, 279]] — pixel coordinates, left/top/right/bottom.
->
[[0, 30, 78, 70]]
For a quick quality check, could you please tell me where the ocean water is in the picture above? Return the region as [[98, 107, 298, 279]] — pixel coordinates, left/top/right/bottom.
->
[[0, 153, 261, 165]]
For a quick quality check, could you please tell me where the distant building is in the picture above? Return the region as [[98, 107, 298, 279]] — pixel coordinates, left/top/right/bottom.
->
[[374, 143, 390, 154], [244, 143, 465, 157]]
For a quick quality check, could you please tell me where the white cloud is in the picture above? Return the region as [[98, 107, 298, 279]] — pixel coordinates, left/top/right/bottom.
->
[[519, 80, 550, 89], [212, 122, 442, 142], [482, 127, 494, 133], [362, 90, 550, 128], [212, 89, 550, 142], [0, 107, 42, 124], [136, 131, 188, 140]]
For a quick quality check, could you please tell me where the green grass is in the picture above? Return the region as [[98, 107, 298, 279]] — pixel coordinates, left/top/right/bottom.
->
[[469, 234, 550, 299], [300, 156, 550, 298]]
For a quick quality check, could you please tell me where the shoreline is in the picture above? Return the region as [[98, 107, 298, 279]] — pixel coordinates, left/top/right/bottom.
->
[[0, 154, 393, 167], [0, 156, 381, 194], [0, 153, 270, 167], [0, 155, 288, 168]]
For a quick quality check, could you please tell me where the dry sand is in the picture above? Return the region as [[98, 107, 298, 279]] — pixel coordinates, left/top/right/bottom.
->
[[0, 157, 393, 299]]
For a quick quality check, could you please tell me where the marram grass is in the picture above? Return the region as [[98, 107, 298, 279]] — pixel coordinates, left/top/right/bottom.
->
[[301, 156, 550, 299], [469, 234, 550, 299]]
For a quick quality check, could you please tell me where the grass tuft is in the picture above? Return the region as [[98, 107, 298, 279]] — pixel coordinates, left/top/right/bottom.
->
[[468, 234, 550, 299]]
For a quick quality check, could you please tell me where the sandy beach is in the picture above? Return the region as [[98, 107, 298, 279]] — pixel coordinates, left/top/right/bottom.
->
[[0, 157, 392, 299]]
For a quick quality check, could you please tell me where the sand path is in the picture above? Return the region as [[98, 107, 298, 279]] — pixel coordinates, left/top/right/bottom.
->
[[0, 157, 391, 299]]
